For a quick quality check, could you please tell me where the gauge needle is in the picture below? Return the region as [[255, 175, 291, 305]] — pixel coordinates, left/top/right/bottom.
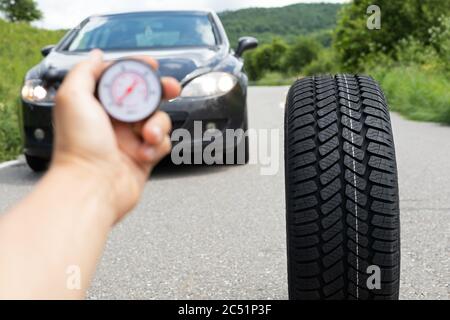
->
[[117, 79, 138, 105]]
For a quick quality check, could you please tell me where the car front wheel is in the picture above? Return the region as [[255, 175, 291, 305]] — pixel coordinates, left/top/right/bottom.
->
[[225, 115, 249, 165], [25, 155, 49, 172]]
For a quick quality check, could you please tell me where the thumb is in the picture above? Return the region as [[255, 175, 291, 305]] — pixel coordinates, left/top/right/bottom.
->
[[59, 49, 105, 95], [54, 49, 111, 132], [86, 49, 105, 80]]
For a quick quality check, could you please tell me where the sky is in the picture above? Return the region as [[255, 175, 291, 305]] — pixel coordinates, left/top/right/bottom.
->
[[33, 0, 348, 29]]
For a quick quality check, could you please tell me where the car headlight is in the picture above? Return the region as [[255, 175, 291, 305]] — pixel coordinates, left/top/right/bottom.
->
[[181, 72, 237, 98], [21, 79, 56, 103]]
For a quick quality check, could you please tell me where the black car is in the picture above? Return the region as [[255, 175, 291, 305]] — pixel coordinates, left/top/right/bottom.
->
[[20, 10, 258, 171]]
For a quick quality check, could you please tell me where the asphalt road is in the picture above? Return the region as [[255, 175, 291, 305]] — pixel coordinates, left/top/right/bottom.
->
[[0, 86, 449, 299]]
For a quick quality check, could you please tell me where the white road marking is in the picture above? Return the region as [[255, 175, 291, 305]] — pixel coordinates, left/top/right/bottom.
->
[[0, 159, 22, 171], [279, 90, 289, 109], [342, 75, 360, 299]]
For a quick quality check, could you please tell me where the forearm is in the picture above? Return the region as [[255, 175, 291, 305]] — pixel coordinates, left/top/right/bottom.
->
[[0, 52, 175, 300], [0, 165, 115, 299]]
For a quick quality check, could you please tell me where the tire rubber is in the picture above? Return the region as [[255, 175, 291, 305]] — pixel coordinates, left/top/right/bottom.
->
[[25, 155, 49, 172], [225, 112, 249, 165], [284, 75, 400, 300]]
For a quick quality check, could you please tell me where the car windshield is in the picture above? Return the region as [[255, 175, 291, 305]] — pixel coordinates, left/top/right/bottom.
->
[[66, 13, 218, 51]]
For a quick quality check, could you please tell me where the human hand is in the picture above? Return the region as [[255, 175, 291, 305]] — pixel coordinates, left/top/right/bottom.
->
[[52, 50, 180, 223]]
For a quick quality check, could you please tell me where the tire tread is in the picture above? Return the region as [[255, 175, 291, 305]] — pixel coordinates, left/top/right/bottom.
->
[[285, 75, 400, 300]]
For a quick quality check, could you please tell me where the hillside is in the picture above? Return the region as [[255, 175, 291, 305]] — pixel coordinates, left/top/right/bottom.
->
[[0, 19, 64, 161], [219, 3, 342, 45]]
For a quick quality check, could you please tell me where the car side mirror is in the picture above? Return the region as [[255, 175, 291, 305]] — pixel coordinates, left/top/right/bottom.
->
[[235, 37, 258, 57], [41, 45, 55, 57]]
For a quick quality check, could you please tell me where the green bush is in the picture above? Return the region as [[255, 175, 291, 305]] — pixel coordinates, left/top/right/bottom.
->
[[302, 49, 338, 76], [249, 72, 296, 86], [283, 36, 322, 74], [371, 66, 450, 124], [244, 38, 288, 80], [429, 16, 450, 74], [330, 0, 450, 125], [334, 0, 450, 72], [0, 101, 22, 162], [310, 29, 334, 48], [244, 36, 323, 80], [0, 19, 64, 161], [395, 37, 442, 69]]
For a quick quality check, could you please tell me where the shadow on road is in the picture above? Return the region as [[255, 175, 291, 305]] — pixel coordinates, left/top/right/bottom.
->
[[151, 160, 234, 181], [0, 160, 235, 186]]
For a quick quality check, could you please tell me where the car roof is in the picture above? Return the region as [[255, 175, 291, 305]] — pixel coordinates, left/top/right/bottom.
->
[[89, 10, 214, 19]]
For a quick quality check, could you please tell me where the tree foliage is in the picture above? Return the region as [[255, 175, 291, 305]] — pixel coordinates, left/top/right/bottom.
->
[[334, 0, 450, 71], [0, 0, 42, 23], [244, 38, 289, 79], [220, 3, 341, 46], [283, 37, 322, 74], [244, 36, 323, 80]]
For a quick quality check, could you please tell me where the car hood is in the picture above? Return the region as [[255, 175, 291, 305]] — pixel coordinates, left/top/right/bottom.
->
[[42, 47, 225, 82]]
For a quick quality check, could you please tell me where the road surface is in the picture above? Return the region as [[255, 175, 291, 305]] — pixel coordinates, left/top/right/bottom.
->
[[0, 86, 448, 299]]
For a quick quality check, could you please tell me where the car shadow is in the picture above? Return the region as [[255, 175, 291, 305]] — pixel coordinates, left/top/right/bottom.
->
[[0, 160, 234, 186], [150, 160, 233, 181]]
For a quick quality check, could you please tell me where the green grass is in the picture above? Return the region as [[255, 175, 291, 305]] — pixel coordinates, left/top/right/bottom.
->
[[370, 66, 450, 124], [251, 59, 450, 125], [0, 19, 65, 161], [250, 66, 450, 125], [249, 72, 297, 86]]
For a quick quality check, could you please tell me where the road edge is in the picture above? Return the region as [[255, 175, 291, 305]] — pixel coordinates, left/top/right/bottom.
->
[[0, 157, 23, 170]]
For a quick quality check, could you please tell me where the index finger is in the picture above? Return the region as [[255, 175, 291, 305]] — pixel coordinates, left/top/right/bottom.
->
[[58, 49, 106, 94]]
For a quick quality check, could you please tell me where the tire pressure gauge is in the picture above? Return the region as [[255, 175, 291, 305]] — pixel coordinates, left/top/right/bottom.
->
[[98, 59, 162, 123]]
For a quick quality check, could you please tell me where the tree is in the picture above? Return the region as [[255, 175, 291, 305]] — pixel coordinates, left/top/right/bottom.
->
[[219, 3, 342, 46], [0, 0, 42, 23], [256, 38, 289, 71], [333, 0, 450, 71], [283, 36, 322, 74], [244, 38, 289, 80]]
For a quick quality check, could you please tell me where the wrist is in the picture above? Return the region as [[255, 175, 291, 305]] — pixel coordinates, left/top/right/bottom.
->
[[47, 157, 121, 227]]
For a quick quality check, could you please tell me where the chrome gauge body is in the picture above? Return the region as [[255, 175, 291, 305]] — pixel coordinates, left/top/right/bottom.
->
[[98, 59, 162, 122]]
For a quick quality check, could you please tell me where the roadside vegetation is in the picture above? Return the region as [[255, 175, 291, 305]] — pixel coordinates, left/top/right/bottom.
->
[[0, 19, 64, 161], [0, 1, 449, 161], [219, 3, 340, 46], [243, 0, 450, 126]]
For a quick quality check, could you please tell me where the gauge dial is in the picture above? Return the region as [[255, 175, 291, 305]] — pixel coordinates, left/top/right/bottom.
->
[[98, 59, 162, 122]]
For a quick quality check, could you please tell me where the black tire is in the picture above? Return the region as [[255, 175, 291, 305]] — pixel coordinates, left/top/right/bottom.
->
[[25, 155, 49, 172], [225, 113, 249, 165], [241, 110, 250, 164], [241, 133, 250, 165], [284, 75, 400, 300], [232, 122, 249, 165]]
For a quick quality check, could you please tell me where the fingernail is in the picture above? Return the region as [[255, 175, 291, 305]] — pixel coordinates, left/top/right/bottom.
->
[[151, 126, 163, 142], [144, 146, 157, 160]]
